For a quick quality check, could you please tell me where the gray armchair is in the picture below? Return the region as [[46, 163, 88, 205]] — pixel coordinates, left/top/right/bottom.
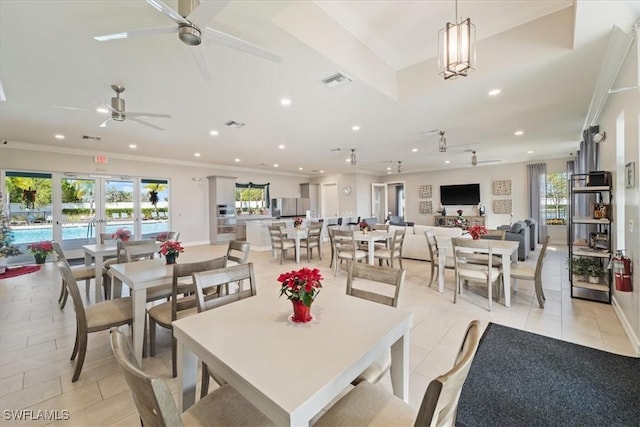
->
[[497, 221, 530, 261]]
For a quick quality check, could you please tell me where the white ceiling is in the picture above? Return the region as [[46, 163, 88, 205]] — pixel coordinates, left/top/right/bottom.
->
[[0, 0, 638, 176]]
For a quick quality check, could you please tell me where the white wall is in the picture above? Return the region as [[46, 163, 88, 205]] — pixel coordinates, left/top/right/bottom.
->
[[596, 35, 640, 351]]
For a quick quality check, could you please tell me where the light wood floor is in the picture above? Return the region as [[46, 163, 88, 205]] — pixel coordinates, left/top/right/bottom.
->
[[0, 242, 636, 426]]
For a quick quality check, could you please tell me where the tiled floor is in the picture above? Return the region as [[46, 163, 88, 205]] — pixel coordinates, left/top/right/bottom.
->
[[0, 242, 636, 426]]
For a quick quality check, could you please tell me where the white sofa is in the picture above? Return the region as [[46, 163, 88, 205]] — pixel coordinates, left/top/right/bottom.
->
[[388, 225, 463, 261]]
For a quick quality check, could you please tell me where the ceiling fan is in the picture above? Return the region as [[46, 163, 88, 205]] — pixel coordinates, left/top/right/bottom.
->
[[471, 151, 501, 167], [94, 0, 283, 80]]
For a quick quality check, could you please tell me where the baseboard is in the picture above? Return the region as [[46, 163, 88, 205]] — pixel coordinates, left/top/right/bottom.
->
[[611, 295, 640, 355]]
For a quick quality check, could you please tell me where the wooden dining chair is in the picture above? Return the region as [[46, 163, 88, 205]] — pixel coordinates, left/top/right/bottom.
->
[[373, 228, 406, 269], [314, 320, 481, 427], [426, 232, 458, 290], [103, 239, 156, 299], [52, 241, 108, 309], [57, 259, 133, 382], [109, 327, 273, 427], [347, 262, 405, 385], [193, 263, 258, 397], [223, 240, 250, 294], [327, 224, 341, 269], [509, 235, 552, 308], [147, 256, 227, 377], [452, 238, 502, 311], [268, 225, 295, 264], [300, 221, 322, 261], [333, 229, 367, 275]]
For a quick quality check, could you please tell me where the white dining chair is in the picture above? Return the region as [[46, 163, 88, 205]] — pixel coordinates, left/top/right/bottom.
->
[[452, 238, 502, 311]]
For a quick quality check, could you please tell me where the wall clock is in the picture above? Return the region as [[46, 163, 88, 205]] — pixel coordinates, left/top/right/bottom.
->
[[342, 185, 352, 195]]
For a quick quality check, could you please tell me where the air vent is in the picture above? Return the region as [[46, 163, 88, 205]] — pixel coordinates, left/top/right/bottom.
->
[[225, 120, 245, 128], [82, 135, 102, 141], [321, 73, 352, 88]]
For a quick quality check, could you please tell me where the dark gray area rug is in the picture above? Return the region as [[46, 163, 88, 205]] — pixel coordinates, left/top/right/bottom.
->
[[456, 322, 640, 427]]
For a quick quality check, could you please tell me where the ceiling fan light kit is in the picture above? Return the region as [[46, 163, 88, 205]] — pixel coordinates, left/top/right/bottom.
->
[[438, 0, 476, 80]]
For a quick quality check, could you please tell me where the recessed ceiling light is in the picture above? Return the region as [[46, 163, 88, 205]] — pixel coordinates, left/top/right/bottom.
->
[[194, 153, 201, 157], [386, 167, 391, 170], [387, 171, 392, 174], [129, 144, 136, 149], [280, 98, 291, 106], [352, 125, 360, 131], [210, 130, 219, 136], [411, 148, 418, 152], [54, 134, 65, 140], [527, 150, 534, 154], [278, 144, 285, 149], [488, 89, 501, 96], [320, 170, 324, 173], [445, 160, 451, 164], [96, 107, 109, 114], [514, 130, 524, 136], [298, 167, 303, 171], [273, 164, 279, 168], [234, 158, 240, 162], [345, 158, 351, 163]]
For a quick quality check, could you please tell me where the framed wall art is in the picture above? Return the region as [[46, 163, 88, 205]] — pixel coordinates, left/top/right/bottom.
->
[[493, 199, 512, 214], [625, 161, 635, 188], [418, 184, 432, 199], [419, 200, 433, 214], [493, 180, 512, 196]]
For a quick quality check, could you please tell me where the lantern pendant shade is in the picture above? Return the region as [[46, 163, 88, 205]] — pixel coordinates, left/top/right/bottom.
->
[[438, 17, 476, 80]]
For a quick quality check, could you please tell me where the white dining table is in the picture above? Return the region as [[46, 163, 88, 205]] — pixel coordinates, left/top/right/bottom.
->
[[82, 242, 118, 303], [283, 227, 308, 263], [109, 258, 172, 365], [353, 230, 392, 265], [173, 284, 413, 426], [437, 238, 519, 307]]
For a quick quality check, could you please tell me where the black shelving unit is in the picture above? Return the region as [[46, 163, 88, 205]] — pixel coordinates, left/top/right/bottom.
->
[[568, 172, 612, 303]]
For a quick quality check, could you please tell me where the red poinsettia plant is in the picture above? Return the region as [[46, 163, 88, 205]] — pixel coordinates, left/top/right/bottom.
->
[[111, 228, 132, 241], [159, 240, 185, 257], [278, 267, 323, 307], [359, 220, 369, 231], [27, 241, 54, 257], [468, 225, 488, 240]]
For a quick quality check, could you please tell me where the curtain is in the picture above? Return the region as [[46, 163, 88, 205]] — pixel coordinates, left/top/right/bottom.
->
[[527, 163, 547, 244], [235, 182, 270, 208]]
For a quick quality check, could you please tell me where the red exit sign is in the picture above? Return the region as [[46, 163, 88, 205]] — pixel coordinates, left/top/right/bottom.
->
[[94, 155, 108, 164]]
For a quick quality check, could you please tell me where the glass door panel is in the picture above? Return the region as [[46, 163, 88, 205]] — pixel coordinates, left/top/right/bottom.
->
[[59, 177, 96, 251], [140, 179, 169, 239], [371, 183, 387, 224], [104, 179, 135, 239], [3, 172, 53, 263]]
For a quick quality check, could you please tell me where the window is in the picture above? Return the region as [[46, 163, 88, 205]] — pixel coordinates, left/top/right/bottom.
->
[[235, 182, 270, 215], [545, 172, 568, 225]]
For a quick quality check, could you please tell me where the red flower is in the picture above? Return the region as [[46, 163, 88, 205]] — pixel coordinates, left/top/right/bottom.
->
[[159, 240, 184, 256], [111, 228, 132, 240], [278, 267, 323, 307], [27, 241, 54, 256], [468, 225, 488, 240], [293, 217, 303, 227], [359, 220, 369, 231]]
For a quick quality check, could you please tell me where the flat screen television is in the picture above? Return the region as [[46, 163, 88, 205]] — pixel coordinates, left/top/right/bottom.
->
[[440, 183, 480, 205]]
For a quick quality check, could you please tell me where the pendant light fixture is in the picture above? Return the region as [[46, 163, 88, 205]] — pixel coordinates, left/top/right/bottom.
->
[[438, 131, 447, 152], [350, 148, 357, 166], [438, 0, 476, 80]]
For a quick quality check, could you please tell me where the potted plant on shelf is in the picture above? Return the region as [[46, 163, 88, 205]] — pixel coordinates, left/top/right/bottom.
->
[[278, 267, 323, 323], [570, 257, 589, 282], [27, 241, 54, 264], [159, 240, 184, 264], [587, 261, 605, 284]]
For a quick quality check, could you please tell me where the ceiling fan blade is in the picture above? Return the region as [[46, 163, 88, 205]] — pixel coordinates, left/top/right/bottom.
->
[[99, 118, 112, 128], [94, 25, 177, 41], [126, 112, 172, 119], [202, 27, 283, 63], [128, 117, 165, 131], [187, 0, 230, 27], [145, 0, 190, 25], [54, 105, 92, 112], [477, 160, 501, 164], [188, 45, 211, 80]]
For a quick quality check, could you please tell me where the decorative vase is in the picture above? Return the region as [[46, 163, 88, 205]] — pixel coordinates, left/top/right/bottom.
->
[[34, 254, 47, 265], [291, 300, 312, 323], [165, 253, 177, 265]]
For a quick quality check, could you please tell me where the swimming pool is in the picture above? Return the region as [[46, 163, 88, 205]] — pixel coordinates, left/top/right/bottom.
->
[[11, 221, 168, 244]]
